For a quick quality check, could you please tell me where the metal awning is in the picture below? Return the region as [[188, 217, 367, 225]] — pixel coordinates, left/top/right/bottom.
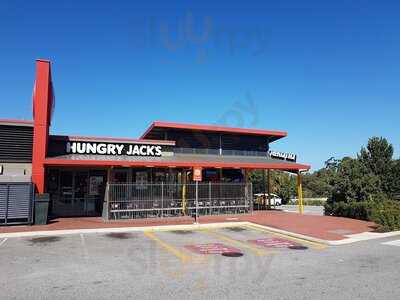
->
[[140, 121, 288, 142]]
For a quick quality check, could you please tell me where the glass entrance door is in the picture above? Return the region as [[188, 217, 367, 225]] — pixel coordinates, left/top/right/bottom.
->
[[53, 171, 76, 216], [74, 171, 90, 215]]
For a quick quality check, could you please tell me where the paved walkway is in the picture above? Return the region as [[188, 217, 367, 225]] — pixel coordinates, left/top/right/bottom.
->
[[242, 211, 376, 240], [0, 211, 377, 241]]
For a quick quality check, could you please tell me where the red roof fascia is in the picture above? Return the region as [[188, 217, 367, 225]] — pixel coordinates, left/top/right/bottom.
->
[[43, 158, 310, 171], [50, 135, 176, 145], [140, 121, 288, 139]]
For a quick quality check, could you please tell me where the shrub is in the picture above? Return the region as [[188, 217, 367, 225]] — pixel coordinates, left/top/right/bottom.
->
[[325, 199, 400, 232], [370, 200, 400, 232], [324, 201, 374, 221]]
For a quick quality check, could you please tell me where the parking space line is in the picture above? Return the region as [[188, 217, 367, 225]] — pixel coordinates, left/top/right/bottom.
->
[[382, 240, 400, 247], [0, 238, 7, 247], [202, 229, 274, 256], [244, 225, 327, 250], [144, 231, 192, 263], [80, 234, 89, 262]]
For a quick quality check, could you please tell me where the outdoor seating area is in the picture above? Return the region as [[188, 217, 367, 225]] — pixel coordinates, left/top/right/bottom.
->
[[106, 182, 252, 220]]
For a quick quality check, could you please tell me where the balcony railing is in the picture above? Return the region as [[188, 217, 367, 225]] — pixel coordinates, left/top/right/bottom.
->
[[173, 147, 267, 157]]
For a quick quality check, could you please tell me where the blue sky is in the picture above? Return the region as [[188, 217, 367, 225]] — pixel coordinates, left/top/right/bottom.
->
[[1, 0, 399, 170]]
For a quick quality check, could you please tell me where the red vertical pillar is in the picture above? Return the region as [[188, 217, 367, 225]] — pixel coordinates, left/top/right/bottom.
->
[[31, 60, 53, 193]]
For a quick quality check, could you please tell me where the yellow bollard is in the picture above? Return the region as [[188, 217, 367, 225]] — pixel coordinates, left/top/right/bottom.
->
[[297, 171, 304, 214]]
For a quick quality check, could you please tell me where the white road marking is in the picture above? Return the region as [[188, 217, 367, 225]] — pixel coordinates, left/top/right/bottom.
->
[[80, 234, 89, 262], [0, 238, 7, 247], [382, 240, 400, 247]]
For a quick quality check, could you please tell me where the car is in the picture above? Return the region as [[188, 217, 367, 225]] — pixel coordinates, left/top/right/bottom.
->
[[253, 193, 282, 206]]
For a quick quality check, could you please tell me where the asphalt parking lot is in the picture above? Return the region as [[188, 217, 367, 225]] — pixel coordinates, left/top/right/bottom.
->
[[0, 225, 399, 300]]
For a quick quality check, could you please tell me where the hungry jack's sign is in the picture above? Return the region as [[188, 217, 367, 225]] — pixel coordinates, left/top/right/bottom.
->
[[66, 142, 163, 157]]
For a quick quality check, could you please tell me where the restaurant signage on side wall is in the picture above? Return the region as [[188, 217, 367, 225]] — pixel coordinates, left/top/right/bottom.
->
[[268, 150, 297, 162]]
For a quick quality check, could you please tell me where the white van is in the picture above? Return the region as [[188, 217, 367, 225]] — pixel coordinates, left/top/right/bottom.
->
[[253, 193, 282, 206]]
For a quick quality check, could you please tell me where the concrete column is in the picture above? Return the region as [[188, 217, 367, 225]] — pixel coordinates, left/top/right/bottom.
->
[[107, 167, 112, 184], [102, 167, 113, 220]]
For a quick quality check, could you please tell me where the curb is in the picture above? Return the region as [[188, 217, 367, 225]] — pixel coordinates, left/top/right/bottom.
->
[[247, 223, 400, 245], [244, 223, 333, 246], [0, 221, 333, 246], [1, 222, 399, 246], [328, 230, 400, 245], [0, 222, 249, 239]]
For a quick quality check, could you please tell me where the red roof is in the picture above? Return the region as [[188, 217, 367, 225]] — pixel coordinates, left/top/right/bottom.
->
[[0, 119, 34, 126], [141, 121, 288, 139]]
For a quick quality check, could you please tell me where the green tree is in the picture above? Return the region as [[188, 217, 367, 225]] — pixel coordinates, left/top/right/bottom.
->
[[359, 137, 394, 195], [387, 159, 400, 198], [248, 170, 264, 194], [330, 157, 381, 202], [359, 137, 394, 175], [248, 170, 297, 203], [303, 157, 339, 198], [271, 171, 296, 203], [251, 137, 399, 207]]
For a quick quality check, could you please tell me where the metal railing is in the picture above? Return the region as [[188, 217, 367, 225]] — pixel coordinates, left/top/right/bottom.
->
[[105, 182, 253, 220]]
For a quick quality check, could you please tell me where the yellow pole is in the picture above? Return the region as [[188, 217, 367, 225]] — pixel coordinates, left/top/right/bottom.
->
[[182, 169, 187, 216], [267, 169, 271, 209], [297, 171, 304, 214]]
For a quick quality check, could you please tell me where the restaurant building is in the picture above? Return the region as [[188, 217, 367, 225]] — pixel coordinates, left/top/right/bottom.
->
[[0, 60, 310, 219]]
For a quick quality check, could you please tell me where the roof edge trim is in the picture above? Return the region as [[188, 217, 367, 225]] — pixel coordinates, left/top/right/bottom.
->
[[140, 121, 288, 139]]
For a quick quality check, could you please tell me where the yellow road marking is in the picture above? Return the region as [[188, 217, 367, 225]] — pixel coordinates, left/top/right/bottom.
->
[[144, 231, 192, 263], [202, 229, 274, 256], [244, 225, 327, 250]]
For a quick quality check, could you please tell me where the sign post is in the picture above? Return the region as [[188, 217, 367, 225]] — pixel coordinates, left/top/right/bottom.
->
[[195, 181, 199, 223], [192, 167, 202, 223]]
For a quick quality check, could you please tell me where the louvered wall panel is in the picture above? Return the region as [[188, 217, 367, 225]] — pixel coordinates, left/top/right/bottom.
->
[[0, 183, 33, 225], [7, 184, 32, 218], [0, 185, 6, 219], [0, 125, 33, 162]]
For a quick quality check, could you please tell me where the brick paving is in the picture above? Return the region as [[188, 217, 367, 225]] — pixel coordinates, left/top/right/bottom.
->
[[0, 210, 376, 241], [238, 211, 376, 240]]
